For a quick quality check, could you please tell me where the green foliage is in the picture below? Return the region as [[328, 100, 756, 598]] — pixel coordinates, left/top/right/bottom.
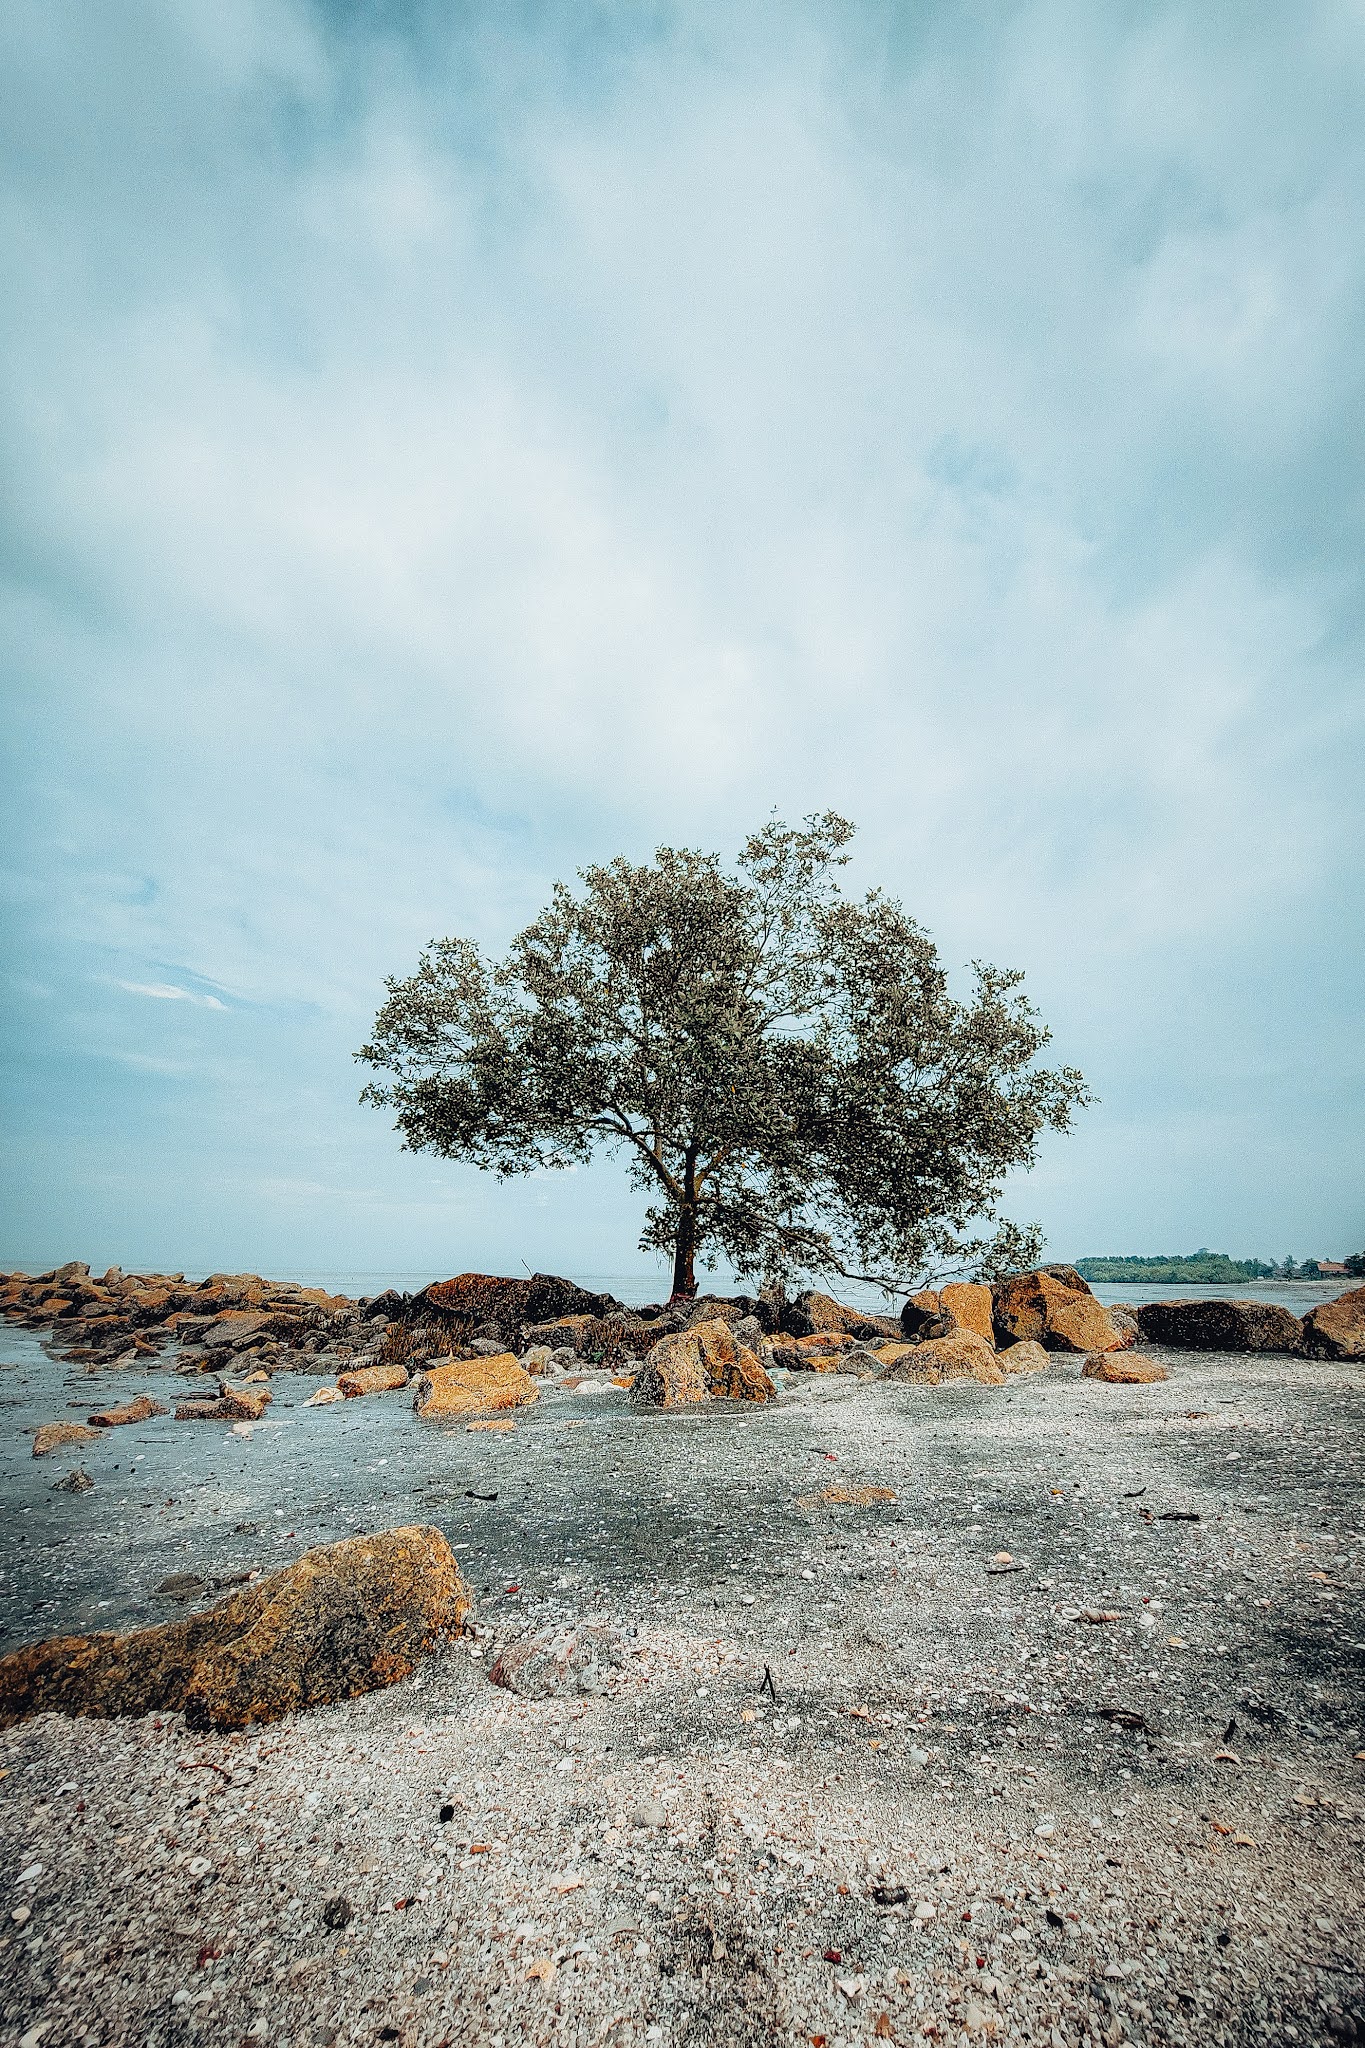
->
[[1075, 1251, 1275, 1284], [1347, 1251, 1365, 1278], [358, 813, 1090, 1296]]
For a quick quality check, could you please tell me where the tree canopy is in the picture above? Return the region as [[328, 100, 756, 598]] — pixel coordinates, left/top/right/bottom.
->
[[358, 813, 1089, 1298]]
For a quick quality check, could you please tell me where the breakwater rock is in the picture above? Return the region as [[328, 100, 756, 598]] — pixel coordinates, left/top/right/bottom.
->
[[1131, 1297, 1304, 1354], [0, 1525, 469, 1731]]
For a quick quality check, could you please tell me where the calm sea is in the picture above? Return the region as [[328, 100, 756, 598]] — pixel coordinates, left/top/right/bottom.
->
[[167, 1268, 1350, 1314]]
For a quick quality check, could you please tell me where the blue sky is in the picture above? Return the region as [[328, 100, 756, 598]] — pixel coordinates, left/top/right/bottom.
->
[[2, 0, 1362, 1284]]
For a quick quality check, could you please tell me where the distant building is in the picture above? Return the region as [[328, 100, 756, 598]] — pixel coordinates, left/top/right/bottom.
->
[[1318, 1260, 1347, 1276]]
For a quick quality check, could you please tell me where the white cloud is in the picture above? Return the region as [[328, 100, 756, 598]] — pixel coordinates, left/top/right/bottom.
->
[[116, 982, 228, 1010]]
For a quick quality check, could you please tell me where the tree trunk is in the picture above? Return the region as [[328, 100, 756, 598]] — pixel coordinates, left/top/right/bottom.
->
[[670, 1204, 698, 1301], [670, 1150, 700, 1300]]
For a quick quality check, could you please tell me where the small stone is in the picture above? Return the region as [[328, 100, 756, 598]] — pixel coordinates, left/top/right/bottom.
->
[[52, 1467, 94, 1493], [156, 1574, 209, 1601], [337, 1362, 409, 1399], [88, 1393, 168, 1428], [913, 1900, 936, 1920], [32, 1421, 100, 1458], [304, 1386, 343, 1406], [1081, 1353, 1169, 1384], [321, 1894, 353, 1931], [217, 1381, 272, 1421]]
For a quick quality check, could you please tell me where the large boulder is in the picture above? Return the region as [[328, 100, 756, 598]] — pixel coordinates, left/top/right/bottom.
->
[[630, 1319, 776, 1408], [992, 1270, 1124, 1353], [1132, 1299, 1303, 1354], [1302, 1287, 1365, 1361], [413, 1272, 615, 1348], [522, 1312, 599, 1353], [578, 1312, 674, 1363], [693, 1292, 780, 1334], [411, 1353, 538, 1418], [877, 1330, 1006, 1386], [900, 1290, 950, 1340], [218, 1381, 273, 1421], [1037, 1264, 1092, 1295], [0, 1526, 469, 1732], [938, 1283, 996, 1346]]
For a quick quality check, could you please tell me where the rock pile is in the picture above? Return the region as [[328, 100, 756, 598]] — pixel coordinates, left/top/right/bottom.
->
[[989, 1269, 1127, 1353], [0, 1262, 380, 1375], [5, 1260, 1341, 1433], [629, 1318, 775, 1408]]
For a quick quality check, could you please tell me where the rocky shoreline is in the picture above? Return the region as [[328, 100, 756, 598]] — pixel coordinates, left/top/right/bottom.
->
[[2, 1261, 1363, 2044], [7, 1258, 1361, 1368], [4, 1260, 1361, 1437]]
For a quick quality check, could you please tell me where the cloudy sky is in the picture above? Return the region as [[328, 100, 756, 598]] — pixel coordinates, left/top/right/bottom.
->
[[3, 0, 1362, 1286]]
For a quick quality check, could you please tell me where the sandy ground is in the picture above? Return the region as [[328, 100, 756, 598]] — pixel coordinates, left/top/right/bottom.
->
[[1, 1333, 1363, 2048]]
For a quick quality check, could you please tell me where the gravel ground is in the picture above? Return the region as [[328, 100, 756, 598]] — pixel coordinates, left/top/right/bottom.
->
[[1, 1333, 1363, 2048]]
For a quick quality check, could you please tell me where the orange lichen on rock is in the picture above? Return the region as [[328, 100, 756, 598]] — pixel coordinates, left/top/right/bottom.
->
[[33, 1421, 101, 1457], [992, 1270, 1123, 1353], [867, 1341, 917, 1368], [1302, 1285, 1365, 1361], [411, 1353, 538, 1418], [337, 1362, 410, 1398], [87, 1394, 168, 1428], [218, 1382, 272, 1421], [939, 1282, 996, 1346], [772, 1332, 863, 1372], [877, 1330, 1006, 1386], [630, 1318, 775, 1408], [799, 1484, 898, 1508], [1081, 1353, 1170, 1384], [0, 1525, 470, 1732]]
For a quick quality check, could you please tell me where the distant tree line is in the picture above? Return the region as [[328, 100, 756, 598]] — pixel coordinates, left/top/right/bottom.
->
[[1076, 1249, 1364, 1284]]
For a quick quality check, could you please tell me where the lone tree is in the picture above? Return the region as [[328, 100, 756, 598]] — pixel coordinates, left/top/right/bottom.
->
[[358, 813, 1089, 1300]]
